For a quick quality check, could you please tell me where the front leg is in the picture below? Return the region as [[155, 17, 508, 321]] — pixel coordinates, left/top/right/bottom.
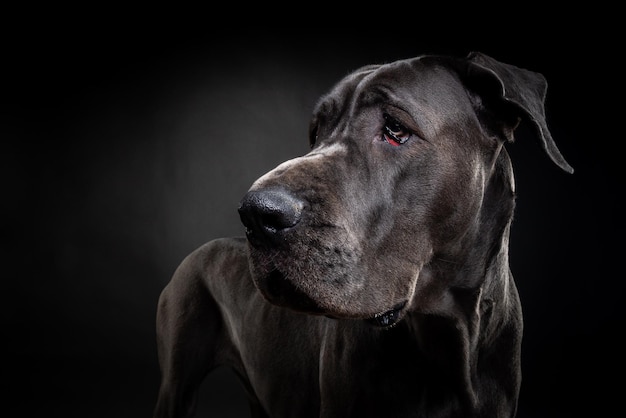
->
[[153, 250, 223, 418], [154, 238, 264, 418]]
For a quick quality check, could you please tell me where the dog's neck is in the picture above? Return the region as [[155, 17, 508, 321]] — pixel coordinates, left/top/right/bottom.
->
[[396, 151, 518, 411], [411, 148, 516, 328]]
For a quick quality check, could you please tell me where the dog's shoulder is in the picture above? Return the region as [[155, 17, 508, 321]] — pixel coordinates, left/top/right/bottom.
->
[[172, 237, 256, 303], [182, 236, 249, 277]]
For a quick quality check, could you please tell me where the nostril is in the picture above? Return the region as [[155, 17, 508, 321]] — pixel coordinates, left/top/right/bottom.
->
[[238, 189, 304, 245]]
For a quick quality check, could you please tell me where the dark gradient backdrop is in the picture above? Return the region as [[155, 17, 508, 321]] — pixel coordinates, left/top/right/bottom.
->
[[4, 29, 620, 417]]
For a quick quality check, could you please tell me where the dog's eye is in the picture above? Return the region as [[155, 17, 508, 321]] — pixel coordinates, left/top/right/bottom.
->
[[382, 113, 411, 146]]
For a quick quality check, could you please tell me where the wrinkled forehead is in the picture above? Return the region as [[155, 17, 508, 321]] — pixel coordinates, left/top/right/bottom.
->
[[315, 56, 473, 134]]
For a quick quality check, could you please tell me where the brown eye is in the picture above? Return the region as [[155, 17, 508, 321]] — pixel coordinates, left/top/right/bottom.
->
[[382, 113, 411, 146]]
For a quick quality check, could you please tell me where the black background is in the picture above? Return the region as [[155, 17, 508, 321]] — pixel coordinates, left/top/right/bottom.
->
[[3, 24, 621, 417]]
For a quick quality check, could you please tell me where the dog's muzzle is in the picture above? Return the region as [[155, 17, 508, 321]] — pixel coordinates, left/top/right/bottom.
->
[[239, 187, 409, 328]]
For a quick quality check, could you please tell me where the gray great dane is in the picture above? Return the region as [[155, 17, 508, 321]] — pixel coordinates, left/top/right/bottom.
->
[[154, 52, 573, 417]]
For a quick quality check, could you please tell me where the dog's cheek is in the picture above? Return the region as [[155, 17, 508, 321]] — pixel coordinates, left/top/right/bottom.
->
[[357, 194, 434, 307], [400, 149, 485, 252]]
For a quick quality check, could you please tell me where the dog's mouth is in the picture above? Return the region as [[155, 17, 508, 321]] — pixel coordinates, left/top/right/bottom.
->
[[256, 269, 408, 327], [365, 301, 407, 328]]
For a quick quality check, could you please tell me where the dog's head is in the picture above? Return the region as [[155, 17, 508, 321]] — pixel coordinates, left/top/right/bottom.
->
[[238, 52, 572, 327]]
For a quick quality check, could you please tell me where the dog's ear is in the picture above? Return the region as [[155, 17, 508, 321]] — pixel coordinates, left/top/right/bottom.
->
[[464, 51, 574, 174]]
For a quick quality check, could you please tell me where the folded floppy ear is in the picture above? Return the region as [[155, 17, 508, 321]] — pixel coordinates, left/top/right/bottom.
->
[[465, 51, 574, 174]]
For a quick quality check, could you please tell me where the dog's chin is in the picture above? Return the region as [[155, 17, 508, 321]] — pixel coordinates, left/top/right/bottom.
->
[[253, 270, 408, 328], [255, 269, 326, 315]]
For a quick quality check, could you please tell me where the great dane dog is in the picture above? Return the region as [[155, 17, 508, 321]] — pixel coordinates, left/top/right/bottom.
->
[[154, 51, 573, 417]]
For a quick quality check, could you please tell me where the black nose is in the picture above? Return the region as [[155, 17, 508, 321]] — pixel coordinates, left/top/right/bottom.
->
[[238, 188, 304, 247]]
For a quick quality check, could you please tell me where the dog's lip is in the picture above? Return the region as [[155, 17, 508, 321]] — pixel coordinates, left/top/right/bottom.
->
[[259, 269, 325, 315], [365, 301, 408, 328], [256, 269, 409, 326]]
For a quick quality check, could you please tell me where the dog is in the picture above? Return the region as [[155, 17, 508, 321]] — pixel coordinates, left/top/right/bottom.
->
[[154, 51, 573, 417]]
